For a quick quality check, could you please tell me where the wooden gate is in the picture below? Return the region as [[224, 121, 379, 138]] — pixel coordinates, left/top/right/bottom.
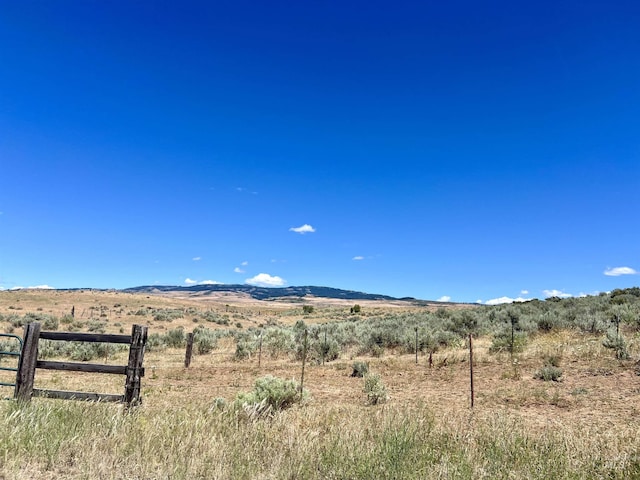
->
[[15, 322, 148, 406], [0, 333, 23, 398]]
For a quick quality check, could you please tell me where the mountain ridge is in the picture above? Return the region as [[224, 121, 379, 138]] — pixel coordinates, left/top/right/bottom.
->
[[123, 284, 420, 302]]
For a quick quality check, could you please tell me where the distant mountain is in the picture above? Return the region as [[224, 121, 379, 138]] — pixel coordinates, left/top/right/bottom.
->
[[123, 284, 416, 302]]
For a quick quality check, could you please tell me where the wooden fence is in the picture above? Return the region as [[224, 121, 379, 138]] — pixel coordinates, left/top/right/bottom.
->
[[15, 322, 148, 406]]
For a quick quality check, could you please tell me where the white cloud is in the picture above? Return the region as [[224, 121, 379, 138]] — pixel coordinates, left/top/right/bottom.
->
[[485, 296, 530, 306], [352, 256, 364, 261], [9, 286, 24, 290], [543, 289, 572, 298], [437, 295, 451, 302], [192, 257, 201, 261], [289, 224, 316, 234], [241, 261, 248, 266], [234, 267, 245, 273], [520, 290, 529, 295], [604, 266, 637, 276], [27, 285, 54, 290], [186, 278, 222, 285], [245, 273, 286, 287]]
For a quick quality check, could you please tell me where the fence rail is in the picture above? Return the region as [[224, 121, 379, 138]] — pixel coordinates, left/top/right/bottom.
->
[[15, 322, 147, 406]]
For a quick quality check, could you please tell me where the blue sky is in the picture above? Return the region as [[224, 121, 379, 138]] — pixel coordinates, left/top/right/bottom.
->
[[1, 1, 639, 303]]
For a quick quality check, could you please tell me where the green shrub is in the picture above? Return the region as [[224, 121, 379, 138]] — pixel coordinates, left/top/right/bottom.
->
[[263, 328, 293, 359], [534, 353, 564, 381], [351, 361, 369, 377], [193, 327, 218, 355], [201, 310, 230, 325], [87, 320, 107, 333], [602, 331, 630, 360], [489, 331, 527, 354], [146, 333, 167, 352], [312, 338, 340, 363], [534, 365, 563, 382], [234, 340, 254, 360], [164, 328, 186, 348], [235, 375, 306, 415], [363, 373, 388, 405], [67, 343, 121, 361], [152, 309, 184, 322]]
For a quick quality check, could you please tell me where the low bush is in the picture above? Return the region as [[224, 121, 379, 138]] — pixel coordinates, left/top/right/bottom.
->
[[602, 331, 630, 360], [164, 328, 186, 348], [351, 361, 369, 377], [534, 365, 563, 382], [193, 327, 218, 355], [363, 373, 388, 405], [235, 375, 307, 416]]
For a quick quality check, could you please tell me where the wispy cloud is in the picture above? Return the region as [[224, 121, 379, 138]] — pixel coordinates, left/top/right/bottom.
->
[[520, 289, 529, 295], [484, 296, 530, 306], [352, 256, 364, 261], [604, 266, 637, 276], [543, 289, 572, 298], [234, 267, 245, 273], [245, 273, 286, 287], [6, 285, 55, 290], [437, 295, 451, 302], [241, 261, 248, 266], [236, 187, 258, 195], [192, 257, 201, 261], [289, 224, 316, 234], [12, 285, 55, 290], [186, 278, 222, 285]]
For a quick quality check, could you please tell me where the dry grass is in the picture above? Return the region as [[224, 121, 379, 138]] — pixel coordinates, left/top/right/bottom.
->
[[1, 290, 640, 478]]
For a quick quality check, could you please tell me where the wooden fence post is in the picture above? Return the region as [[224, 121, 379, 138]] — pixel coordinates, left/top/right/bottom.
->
[[415, 327, 419, 364], [258, 332, 263, 368], [124, 324, 147, 407], [15, 322, 41, 402], [184, 332, 194, 368]]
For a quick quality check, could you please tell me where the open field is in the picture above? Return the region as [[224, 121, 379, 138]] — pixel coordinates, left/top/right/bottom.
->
[[1, 289, 640, 478]]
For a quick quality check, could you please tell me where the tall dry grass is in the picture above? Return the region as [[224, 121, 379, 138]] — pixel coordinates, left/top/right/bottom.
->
[[0, 398, 639, 479]]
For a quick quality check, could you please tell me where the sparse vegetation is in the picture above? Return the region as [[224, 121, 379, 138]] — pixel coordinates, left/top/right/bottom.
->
[[1, 287, 640, 478]]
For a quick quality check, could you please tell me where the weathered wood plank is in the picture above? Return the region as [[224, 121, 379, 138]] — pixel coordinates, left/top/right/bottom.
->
[[39, 331, 132, 344], [123, 324, 147, 406], [15, 322, 41, 401], [33, 388, 124, 403], [36, 360, 128, 375]]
